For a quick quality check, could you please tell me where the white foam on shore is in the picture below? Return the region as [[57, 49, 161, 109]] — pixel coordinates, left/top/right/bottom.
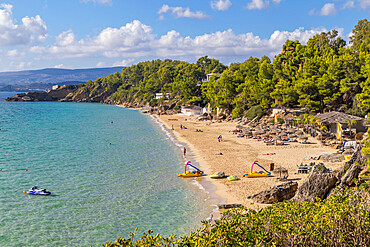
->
[[191, 179, 209, 193], [149, 115, 183, 147]]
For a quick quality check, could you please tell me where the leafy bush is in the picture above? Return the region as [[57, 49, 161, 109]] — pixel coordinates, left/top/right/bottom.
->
[[103, 190, 370, 247], [231, 106, 244, 119], [244, 105, 264, 120]]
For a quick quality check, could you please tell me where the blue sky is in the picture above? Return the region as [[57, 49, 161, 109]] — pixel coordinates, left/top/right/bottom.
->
[[0, 0, 368, 72]]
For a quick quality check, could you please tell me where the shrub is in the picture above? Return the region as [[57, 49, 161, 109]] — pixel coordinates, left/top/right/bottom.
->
[[103, 190, 370, 247], [244, 105, 264, 120]]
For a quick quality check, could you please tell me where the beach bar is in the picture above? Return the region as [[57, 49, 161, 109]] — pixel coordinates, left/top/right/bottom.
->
[[315, 111, 367, 135]]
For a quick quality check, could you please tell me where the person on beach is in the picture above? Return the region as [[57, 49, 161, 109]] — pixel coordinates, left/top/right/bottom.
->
[[184, 147, 186, 156], [171, 124, 174, 131], [218, 135, 223, 142]]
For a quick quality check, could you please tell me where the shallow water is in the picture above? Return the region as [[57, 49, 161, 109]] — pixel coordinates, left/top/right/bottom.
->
[[0, 92, 212, 246]]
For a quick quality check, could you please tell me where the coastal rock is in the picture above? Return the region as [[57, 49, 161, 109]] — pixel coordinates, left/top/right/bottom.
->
[[6, 85, 78, 102], [247, 181, 298, 204], [346, 143, 364, 166], [340, 163, 362, 186], [335, 144, 364, 186], [293, 163, 337, 203], [319, 153, 344, 162]]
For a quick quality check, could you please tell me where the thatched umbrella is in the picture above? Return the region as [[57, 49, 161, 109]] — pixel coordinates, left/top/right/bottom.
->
[[295, 130, 304, 135], [298, 135, 308, 140], [273, 167, 288, 178]]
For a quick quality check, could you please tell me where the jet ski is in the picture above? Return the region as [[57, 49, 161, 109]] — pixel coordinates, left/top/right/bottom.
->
[[26, 186, 51, 195]]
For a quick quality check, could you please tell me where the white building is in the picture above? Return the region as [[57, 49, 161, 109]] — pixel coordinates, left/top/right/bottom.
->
[[52, 85, 59, 90], [155, 93, 170, 99], [181, 105, 203, 116]]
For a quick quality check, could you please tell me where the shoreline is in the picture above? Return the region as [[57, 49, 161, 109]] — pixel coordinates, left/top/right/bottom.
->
[[153, 113, 345, 210], [148, 113, 227, 220], [152, 114, 234, 202]]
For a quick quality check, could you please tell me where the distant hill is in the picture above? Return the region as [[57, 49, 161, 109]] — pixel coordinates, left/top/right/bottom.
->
[[0, 67, 124, 90]]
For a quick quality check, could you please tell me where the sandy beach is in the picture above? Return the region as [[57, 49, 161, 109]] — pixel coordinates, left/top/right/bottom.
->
[[155, 113, 345, 210]]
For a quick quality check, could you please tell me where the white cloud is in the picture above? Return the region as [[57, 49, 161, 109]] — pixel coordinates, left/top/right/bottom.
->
[[247, 0, 268, 10], [54, 64, 64, 68], [7, 49, 18, 57], [113, 59, 135, 67], [30, 20, 328, 66], [158, 4, 208, 19], [96, 61, 106, 67], [81, 0, 112, 5], [246, 0, 282, 10], [0, 4, 47, 46], [55, 30, 75, 46], [342, 1, 355, 9], [357, 0, 370, 9], [11, 61, 32, 70], [320, 3, 338, 16], [211, 0, 232, 11]]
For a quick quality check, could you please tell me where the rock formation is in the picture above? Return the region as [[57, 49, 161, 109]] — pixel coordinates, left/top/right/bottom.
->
[[247, 181, 298, 204], [293, 163, 337, 203]]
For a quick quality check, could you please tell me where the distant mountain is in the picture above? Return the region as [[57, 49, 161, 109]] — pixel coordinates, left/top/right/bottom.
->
[[0, 67, 125, 88]]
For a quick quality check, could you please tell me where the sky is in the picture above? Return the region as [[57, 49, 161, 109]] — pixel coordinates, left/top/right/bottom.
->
[[0, 0, 368, 72]]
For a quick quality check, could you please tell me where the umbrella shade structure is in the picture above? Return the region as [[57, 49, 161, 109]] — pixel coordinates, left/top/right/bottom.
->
[[273, 166, 288, 178], [298, 136, 308, 140], [236, 125, 244, 130]]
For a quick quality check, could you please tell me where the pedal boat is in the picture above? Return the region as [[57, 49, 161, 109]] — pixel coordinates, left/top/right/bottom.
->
[[210, 171, 226, 179], [178, 161, 204, 178], [243, 161, 272, 178]]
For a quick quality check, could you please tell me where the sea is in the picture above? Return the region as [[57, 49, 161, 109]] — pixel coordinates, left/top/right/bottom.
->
[[0, 92, 218, 246]]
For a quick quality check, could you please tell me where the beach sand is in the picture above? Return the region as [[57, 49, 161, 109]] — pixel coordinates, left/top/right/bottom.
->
[[155, 113, 345, 210]]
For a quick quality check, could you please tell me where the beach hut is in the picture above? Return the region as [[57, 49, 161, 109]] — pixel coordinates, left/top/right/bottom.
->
[[181, 105, 203, 116], [315, 111, 367, 135]]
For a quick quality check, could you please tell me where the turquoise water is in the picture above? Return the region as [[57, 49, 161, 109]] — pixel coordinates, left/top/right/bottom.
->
[[0, 92, 212, 246]]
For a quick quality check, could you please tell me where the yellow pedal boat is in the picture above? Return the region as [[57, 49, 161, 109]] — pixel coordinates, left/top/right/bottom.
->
[[178, 161, 204, 178], [243, 171, 271, 178], [178, 171, 203, 177], [243, 161, 272, 178]]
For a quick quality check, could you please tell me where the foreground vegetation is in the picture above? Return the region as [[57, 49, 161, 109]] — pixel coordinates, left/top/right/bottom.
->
[[103, 190, 369, 246]]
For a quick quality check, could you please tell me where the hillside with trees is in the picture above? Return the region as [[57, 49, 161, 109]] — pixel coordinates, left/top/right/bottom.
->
[[7, 19, 370, 118]]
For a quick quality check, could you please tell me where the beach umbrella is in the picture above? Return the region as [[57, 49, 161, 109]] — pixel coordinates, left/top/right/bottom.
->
[[288, 134, 298, 138], [298, 136, 308, 140], [273, 167, 288, 178]]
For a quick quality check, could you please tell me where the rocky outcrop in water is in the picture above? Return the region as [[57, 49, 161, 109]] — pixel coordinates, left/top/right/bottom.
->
[[5, 85, 78, 102]]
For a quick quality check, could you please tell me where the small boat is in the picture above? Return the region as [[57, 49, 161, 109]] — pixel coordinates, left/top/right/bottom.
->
[[25, 186, 51, 195], [227, 175, 240, 181], [178, 161, 203, 178], [243, 161, 272, 178], [210, 171, 226, 179]]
